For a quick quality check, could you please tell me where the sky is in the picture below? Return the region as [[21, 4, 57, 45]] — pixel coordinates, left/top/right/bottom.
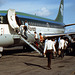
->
[[0, 0, 75, 32]]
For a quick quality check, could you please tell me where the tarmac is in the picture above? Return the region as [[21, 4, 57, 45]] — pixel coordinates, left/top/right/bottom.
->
[[0, 47, 75, 75]]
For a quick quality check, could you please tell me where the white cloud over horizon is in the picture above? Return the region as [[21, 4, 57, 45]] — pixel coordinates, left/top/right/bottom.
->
[[32, 7, 52, 17]]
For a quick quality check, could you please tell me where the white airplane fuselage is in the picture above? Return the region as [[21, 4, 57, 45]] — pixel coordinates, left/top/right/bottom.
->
[[0, 19, 65, 58], [0, 23, 64, 47]]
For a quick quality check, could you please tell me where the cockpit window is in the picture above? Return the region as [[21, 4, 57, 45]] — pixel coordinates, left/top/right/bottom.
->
[[0, 15, 22, 26], [0, 15, 8, 24], [0, 16, 3, 24]]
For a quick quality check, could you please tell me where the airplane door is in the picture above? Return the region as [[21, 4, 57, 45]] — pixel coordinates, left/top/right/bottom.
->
[[7, 9, 19, 29]]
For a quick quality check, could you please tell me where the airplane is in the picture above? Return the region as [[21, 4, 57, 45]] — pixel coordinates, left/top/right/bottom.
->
[[0, 0, 75, 57]]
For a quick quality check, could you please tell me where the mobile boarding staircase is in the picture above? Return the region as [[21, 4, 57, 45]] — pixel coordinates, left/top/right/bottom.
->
[[20, 33, 43, 56], [7, 9, 43, 56]]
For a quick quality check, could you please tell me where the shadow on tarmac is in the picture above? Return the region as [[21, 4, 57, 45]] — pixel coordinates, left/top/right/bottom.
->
[[24, 62, 48, 70], [2, 47, 43, 58], [3, 47, 33, 56]]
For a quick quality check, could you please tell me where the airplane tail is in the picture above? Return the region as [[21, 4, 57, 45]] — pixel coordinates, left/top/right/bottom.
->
[[55, 0, 64, 23]]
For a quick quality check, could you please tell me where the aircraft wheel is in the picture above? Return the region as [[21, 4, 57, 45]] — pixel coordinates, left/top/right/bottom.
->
[[0, 53, 2, 58], [0, 47, 3, 58]]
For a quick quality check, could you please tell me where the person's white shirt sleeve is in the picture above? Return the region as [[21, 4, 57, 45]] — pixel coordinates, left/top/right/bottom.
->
[[52, 42, 56, 52], [44, 40, 47, 54]]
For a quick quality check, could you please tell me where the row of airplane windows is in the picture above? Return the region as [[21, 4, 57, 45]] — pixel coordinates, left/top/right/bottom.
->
[[21, 19, 64, 28], [0, 16, 64, 28]]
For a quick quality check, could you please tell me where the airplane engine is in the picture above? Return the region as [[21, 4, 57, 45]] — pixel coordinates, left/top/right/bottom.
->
[[0, 34, 14, 47]]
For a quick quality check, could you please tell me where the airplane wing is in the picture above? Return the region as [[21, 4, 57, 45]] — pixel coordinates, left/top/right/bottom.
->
[[43, 33, 67, 38], [43, 32, 75, 43], [64, 23, 75, 27], [66, 32, 75, 35], [66, 32, 75, 43]]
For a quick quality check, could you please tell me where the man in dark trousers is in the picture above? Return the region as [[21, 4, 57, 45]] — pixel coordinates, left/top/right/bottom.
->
[[58, 37, 65, 58], [44, 38, 55, 70]]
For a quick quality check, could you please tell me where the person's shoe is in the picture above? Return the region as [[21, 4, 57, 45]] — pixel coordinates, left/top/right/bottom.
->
[[46, 66, 52, 70], [47, 67, 52, 70]]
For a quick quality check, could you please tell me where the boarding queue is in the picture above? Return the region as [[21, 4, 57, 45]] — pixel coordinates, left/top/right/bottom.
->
[[43, 36, 68, 69], [19, 23, 69, 58], [34, 33, 69, 69], [34, 31, 69, 58]]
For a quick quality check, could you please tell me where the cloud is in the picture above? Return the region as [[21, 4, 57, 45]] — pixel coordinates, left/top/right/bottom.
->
[[33, 7, 51, 17], [0, 0, 3, 6], [0, 0, 6, 6]]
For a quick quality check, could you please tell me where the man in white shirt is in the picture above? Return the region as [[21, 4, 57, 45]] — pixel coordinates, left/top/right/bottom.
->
[[44, 38, 55, 69], [19, 25, 24, 35], [34, 32, 38, 39], [34, 32, 39, 46], [58, 37, 65, 58]]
